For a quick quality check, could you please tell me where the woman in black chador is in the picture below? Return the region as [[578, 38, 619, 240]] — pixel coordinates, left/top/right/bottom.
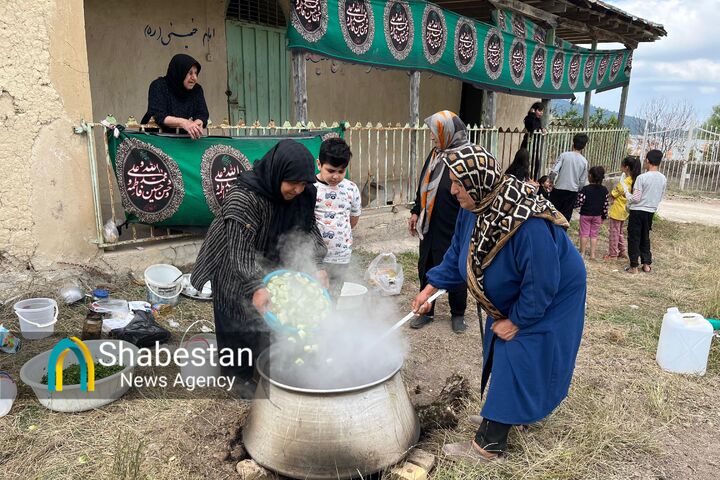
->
[[141, 54, 210, 139]]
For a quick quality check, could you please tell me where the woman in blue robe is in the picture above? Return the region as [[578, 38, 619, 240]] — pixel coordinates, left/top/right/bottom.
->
[[412, 121, 586, 463]]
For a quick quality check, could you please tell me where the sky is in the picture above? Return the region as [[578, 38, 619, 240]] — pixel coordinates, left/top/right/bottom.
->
[[583, 0, 720, 121]]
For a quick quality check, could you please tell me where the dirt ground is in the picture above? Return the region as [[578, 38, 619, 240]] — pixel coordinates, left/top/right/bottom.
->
[[657, 196, 720, 226], [1, 217, 719, 479]]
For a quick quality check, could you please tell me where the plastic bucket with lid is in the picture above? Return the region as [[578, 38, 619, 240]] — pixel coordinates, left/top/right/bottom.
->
[[144, 264, 183, 306], [337, 282, 369, 311], [13, 298, 58, 340]]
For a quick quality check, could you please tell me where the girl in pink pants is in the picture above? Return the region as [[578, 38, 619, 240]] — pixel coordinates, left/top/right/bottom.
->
[[605, 157, 641, 260], [575, 166, 609, 260]]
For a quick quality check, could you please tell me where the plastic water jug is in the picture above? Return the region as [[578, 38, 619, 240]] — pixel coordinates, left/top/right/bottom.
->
[[656, 307, 714, 375]]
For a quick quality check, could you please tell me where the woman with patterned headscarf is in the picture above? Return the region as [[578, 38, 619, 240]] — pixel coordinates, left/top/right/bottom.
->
[[411, 118, 586, 463], [408, 111, 470, 333]]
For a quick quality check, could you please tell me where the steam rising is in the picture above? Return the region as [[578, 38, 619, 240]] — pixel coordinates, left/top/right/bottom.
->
[[265, 232, 408, 390]]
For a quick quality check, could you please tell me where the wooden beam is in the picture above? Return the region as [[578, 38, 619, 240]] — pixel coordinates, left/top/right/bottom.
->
[[277, 0, 290, 19], [541, 28, 556, 130], [435, 0, 488, 5], [618, 83, 630, 127], [583, 40, 598, 128], [482, 90, 497, 127], [409, 71, 421, 180], [410, 71, 420, 126], [524, 0, 565, 11], [589, 27, 638, 49], [488, 0, 558, 27], [292, 51, 308, 124], [555, 16, 638, 48], [554, 0, 656, 43]]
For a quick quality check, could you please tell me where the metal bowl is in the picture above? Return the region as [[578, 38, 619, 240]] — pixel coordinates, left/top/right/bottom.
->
[[243, 347, 420, 479]]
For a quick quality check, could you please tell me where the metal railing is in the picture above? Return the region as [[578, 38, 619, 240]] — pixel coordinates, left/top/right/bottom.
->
[[529, 126, 631, 178], [76, 119, 630, 248], [635, 123, 720, 193], [343, 122, 497, 209]]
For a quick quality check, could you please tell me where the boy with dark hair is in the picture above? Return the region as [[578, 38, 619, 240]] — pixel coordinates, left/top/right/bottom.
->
[[314, 137, 362, 299], [624, 149, 667, 274], [549, 133, 589, 223]]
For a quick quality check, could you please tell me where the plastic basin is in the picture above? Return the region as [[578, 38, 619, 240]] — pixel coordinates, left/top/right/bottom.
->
[[19, 339, 139, 412]]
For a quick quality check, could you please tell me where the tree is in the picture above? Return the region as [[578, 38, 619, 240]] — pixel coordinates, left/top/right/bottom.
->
[[588, 107, 619, 129], [637, 98, 696, 155], [550, 105, 618, 129], [703, 105, 720, 130]]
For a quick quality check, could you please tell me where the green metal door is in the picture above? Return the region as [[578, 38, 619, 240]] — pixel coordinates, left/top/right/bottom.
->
[[226, 20, 291, 126]]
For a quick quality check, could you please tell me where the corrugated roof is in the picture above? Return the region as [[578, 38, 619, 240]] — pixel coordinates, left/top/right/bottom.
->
[[432, 0, 666, 47]]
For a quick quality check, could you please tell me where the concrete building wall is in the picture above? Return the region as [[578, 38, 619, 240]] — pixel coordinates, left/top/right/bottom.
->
[[305, 59, 462, 125], [0, 0, 97, 274], [0, 0, 549, 301], [84, 0, 229, 124], [496, 93, 540, 130]]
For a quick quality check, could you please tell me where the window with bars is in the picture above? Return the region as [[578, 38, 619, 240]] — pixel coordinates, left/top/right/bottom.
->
[[226, 0, 287, 28]]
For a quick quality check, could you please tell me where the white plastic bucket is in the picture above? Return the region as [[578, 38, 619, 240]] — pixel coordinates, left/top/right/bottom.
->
[[336, 282, 369, 311], [0, 371, 17, 417], [13, 298, 58, 340], [144, 264, 183, 306], [180, 334, 222, 382]]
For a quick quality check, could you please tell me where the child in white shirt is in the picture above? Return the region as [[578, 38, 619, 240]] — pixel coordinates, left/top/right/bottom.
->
[[314, 138, 362, 300]]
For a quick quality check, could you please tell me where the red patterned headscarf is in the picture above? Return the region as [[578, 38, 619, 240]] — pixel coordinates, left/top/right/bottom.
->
[[416, 111, 470, 239]]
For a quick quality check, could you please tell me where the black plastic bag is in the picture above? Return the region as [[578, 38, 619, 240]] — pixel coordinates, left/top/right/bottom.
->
[[109, 310, 171, 347]]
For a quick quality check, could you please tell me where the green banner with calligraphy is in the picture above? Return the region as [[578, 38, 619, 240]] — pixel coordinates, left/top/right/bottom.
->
[[107, 128, 343, 227], [288, 0, 632, 98]]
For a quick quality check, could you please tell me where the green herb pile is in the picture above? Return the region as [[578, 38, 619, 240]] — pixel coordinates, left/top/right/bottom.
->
[[41, 362, 125, 385]]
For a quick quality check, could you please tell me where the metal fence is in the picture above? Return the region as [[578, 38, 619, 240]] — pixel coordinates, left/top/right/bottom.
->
[[635, 124, 720, 193], [76, 119, 630, 248]]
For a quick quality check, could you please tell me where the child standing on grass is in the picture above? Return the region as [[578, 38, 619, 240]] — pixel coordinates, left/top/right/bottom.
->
[[314, 137, 362, 300], [575, 166, 609, 260], [624, 149, 667, 274], [605, 156, 641, 261]]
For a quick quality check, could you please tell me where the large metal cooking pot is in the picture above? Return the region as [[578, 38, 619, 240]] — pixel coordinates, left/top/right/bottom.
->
[[243, 347, 420, 479]]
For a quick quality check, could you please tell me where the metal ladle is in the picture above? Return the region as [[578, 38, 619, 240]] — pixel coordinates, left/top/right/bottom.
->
[[366, 289, 447, 351]]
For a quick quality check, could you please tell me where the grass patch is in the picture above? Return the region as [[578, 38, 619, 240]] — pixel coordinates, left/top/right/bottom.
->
[[2, 216, 719, 479], [396, 251, 420, 284], [422, 218, 720, 478], [112, 432, 147, 480], [429, 381, 662, 479], [595, 309, 660, 352]]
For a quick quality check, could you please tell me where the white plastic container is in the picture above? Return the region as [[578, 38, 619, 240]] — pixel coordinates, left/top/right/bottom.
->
[[180, 334, 221, 383], [144, 264, 183, 306], [0, 371, 17, 417], [336, 282, 368, 311], [13, 298, 58, 340], [656, 307, 714, 375]]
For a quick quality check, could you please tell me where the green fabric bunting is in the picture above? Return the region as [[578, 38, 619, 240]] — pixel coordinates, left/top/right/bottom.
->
[[288, 0, 632, 98], [107, 129, 343, 227]]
